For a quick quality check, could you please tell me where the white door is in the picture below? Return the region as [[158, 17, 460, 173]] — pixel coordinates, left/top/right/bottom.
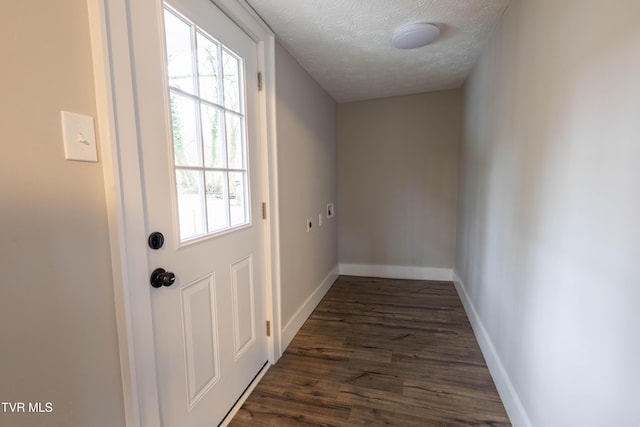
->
[[128, 0, 268, 425]]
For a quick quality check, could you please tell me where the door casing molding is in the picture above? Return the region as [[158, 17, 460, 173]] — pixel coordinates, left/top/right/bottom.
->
[[86, 1, 281, 425]]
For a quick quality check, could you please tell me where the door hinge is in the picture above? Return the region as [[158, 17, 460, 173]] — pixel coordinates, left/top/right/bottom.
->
[[258, 72, 263, 91], [262, 202, 267, 220], [266, 320, 271, 337]]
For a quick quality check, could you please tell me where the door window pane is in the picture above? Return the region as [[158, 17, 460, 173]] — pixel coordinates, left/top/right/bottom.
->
[[205, 171, 229, 232], [171, 93, 202, 167], [229, 172, 247, 226], [197, 32, 220, 104], [164, 4, 250, 242], [164, 10, 195, 94], [222, 50, 241, 112], [225, 113, 244, 169], [202, 104, 225, 168], [176, 169, 205, 240]]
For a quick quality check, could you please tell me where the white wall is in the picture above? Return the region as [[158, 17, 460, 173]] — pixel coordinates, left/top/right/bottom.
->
[[275, 44, 338, 338], [338, 90, 461, 278], [0, 1, 125, 426], [456, 0, 640, 425]]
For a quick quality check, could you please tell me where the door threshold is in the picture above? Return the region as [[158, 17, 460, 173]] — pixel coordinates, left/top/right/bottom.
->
[[219, 361, 270, 426]]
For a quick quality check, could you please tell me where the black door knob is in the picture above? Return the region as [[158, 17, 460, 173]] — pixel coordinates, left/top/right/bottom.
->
[[150, 268, 176, 288]]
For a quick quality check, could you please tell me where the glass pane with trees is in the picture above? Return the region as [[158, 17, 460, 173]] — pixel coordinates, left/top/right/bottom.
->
[[164, 5, 249, 242]]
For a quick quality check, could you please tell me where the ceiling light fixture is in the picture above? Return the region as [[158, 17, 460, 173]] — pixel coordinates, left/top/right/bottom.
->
[[391, 22, 440, 49]]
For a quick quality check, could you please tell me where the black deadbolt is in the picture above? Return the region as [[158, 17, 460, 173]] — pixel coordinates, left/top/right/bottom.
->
[[150, 268, 176, 288], [148, 232, 165, 249]]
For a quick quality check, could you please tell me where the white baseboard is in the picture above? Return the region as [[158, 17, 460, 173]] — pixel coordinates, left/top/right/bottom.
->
[[452, 271, 532, 427], [281, 265, 339, 351], [339, 263, 453, 281]]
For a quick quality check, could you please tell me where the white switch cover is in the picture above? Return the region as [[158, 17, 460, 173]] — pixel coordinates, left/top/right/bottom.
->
[[61, 111, 98, 162], [327, 203, 334, 218]]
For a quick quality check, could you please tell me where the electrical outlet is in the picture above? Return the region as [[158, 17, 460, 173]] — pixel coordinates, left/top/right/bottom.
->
[[318, 213, 323, 227], [327, 203, 334, 218], [306, 218, 313, 232]]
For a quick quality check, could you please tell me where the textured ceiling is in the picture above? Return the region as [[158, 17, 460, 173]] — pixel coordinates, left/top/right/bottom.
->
[[245, 0, 511, 102]]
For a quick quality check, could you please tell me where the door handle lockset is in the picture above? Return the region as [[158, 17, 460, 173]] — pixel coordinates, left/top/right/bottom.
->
[[150, 268, 176, 288]]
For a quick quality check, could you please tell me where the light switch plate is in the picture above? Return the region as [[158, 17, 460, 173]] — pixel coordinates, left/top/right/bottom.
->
[[327, 203, 334, 218], [61, 111, 98, 162]]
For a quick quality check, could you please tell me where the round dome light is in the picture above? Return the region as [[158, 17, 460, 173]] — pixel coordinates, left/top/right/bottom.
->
[[391, 22, 440, 49]]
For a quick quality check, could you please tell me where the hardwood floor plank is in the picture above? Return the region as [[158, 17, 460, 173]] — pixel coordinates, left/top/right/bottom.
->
[[346, 405, 459, 427], [338, 384, 500, 426], [286, 342, 394, 365], [251, 371, 343, 402], [229, 276, 510, 426], [235, 391, 351, 426], [402, 381, 508, 419]]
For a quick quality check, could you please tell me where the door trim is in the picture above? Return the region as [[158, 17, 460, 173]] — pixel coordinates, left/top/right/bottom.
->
[[86, 1, 281, 425]]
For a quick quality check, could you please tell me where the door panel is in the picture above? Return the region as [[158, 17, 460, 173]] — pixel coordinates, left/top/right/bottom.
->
[[231, 255, 256, 357], [128, 0, 268, 424], [180, 273, 220, 409]]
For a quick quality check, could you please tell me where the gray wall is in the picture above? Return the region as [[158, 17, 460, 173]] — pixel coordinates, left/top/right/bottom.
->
[[456, 0, 640, 425], [338, 90, 461, 269], [275, 43, 338, 327], [0, 1, 125, 426]]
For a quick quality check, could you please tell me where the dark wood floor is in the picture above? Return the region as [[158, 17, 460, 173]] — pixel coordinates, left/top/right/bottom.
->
[[230, 275, 510, 426]]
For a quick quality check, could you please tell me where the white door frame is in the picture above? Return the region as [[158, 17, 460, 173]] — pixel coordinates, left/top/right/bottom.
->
[[86, 0, 282, 425]]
